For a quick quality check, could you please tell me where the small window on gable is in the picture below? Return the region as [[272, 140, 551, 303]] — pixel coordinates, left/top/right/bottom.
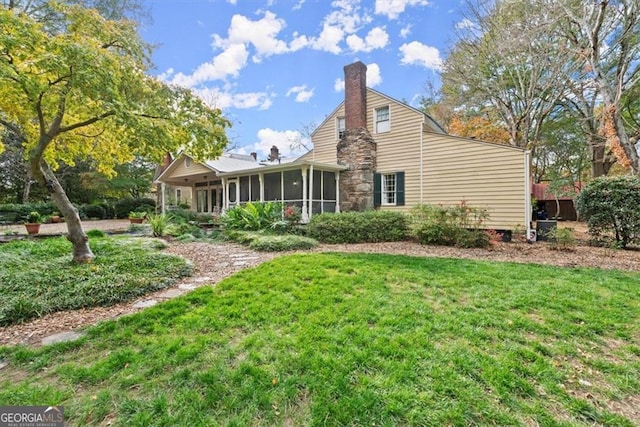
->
[[375, 106, 390, 133], [337, 117, 346, 139], [185, 157, 192, 167]]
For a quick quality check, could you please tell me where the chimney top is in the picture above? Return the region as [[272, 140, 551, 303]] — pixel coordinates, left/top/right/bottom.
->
[[343, 61, 367, 130]]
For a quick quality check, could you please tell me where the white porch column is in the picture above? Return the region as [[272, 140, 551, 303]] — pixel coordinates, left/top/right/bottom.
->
[[309, 165, 314, 219], [335, 172, 341, 213], [301, 167, 309, 223], [221, 177, 228, 212], [259, 173, 265, 202], [160, 182, 166, 213]]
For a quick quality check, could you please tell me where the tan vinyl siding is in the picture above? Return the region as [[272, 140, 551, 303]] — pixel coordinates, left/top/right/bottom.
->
[[312, 106, 343, 163], [169, 158, 210, 179], [369, 91, 425, 213], [422, 132, 527, 230]]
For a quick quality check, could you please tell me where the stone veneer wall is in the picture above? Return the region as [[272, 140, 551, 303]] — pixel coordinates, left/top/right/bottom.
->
[[337, 127, 377, 211]]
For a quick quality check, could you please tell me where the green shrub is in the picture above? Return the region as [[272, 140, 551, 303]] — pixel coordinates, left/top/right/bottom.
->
[[0, 202, 57, 224], [114, 198, 156, 219], [307, 211, 408, 244], [547, 227, 576, 251], [86, 229, 107, 238], [147, 213, 171, 237], [249, 235, 318, 252], [221, 202, 283, 231], [80, 204, 106, 220], [224, 229, 262, 245], [409, 202, 492, 248], [576, 175, 640, 248]]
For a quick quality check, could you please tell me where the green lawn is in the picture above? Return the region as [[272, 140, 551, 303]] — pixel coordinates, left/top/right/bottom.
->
[[1, 253, 639, 426], [0, 236, 192, 326]]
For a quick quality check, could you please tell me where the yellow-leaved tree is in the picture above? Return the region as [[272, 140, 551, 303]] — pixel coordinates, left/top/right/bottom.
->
[[0, 3, 229, 262]]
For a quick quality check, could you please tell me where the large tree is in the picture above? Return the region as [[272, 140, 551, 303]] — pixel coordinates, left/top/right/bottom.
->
[[442, 0, 569, 151], [550, 0, 640, 175], [0, 4, 229, 262]]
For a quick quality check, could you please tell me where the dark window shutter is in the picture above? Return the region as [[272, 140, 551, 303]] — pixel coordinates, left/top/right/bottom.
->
[[396, 171, 405, 206], [373, 172, 381, 207]]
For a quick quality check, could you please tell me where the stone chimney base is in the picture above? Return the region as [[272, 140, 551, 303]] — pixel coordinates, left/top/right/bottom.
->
[[337, 128, 377, 211]]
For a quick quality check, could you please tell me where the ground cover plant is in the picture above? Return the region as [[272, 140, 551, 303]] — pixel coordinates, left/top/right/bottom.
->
[[0, 236, 192, 326], [1, 254, 638, 425]]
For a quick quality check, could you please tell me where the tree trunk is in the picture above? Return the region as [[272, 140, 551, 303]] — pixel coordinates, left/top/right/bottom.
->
[[32, 159, 95, 263], [22, 169, 32, 203], [590, 143, 614, 178]]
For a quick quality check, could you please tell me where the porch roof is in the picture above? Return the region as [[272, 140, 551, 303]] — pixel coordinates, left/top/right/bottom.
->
[[216, 159, 348, 177]]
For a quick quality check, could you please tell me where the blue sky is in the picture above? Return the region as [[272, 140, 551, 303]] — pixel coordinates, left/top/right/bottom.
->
[[140, 0, 468, 160]]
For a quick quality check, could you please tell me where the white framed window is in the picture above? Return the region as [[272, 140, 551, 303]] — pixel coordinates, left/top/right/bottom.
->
[[175, 189, 182, 202], [374, 171, 404, 207], [382, 174, 396, 205], [337, 116, 346, 139], [375, 106, 390, 133]]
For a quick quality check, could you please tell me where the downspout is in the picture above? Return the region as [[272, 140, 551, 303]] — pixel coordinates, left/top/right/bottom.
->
[[524, 150, 532, 241], [420, 122, 424, 204]]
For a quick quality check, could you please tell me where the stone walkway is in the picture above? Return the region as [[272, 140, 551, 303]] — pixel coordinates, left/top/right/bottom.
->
[[0, 242, 279, 347]]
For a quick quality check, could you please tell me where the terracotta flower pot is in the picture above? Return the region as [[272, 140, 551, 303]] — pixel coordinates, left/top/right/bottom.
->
[[25, 223, 41, 235], [129, 217, 144, 224]]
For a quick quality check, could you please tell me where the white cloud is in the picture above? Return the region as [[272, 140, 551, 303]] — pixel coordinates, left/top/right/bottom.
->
[[455, 18, 477, 30], [195, 87, 274, 111], [171, 43, 249, 86], [346, 27, 389, 52], [243, 128, 307, 159], [333, 62, 382, 92], [306, 0, 373, 54], [226, 0, 237, 4], [399, 24, 412, 38], [157, 67, 175, 81], [366, 63, 382, 86], [286, 85, 314, 102], [399, 41, 443, 70], [375, 0, 430, 20], [292, 0, 305, 10], [310, 23, 345, 54], [289, 32, 310, 51], [218, 12, 290, 62]]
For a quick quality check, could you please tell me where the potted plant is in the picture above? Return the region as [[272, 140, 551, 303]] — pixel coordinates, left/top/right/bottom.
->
[[128, 211, 146, 224], [50, 211, 61, 223], [24, 211, 42, 235]]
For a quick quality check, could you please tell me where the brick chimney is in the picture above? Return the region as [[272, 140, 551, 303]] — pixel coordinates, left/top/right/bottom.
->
[[344, 61, 367, 129], [337, 61, 377, 212]]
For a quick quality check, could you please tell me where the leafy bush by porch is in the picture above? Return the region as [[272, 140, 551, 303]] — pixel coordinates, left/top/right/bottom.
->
[[221, 202, 284, 231], [0, 236, 192, 326], [576, 175, 640, 248], [409, 202, 492, 248], [307, 211, 408, 243]]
